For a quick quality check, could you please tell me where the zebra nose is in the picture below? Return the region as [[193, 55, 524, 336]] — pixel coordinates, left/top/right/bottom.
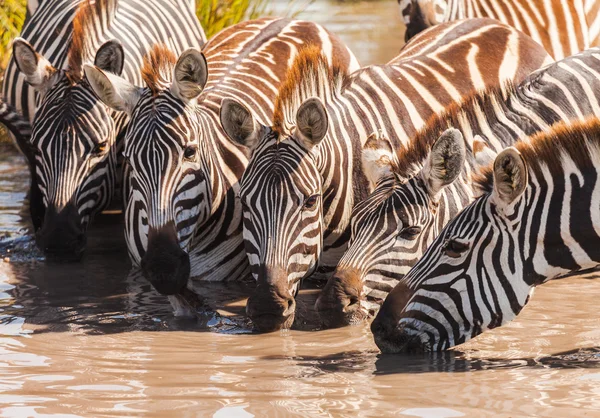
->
[[37, 203, 86, 260], [316, 269, 365, 328], [141, 222, 190, 296], [247, 270, 296, 333]]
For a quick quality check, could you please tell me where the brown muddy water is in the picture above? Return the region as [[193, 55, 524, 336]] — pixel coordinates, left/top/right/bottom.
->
[[3, 1, 600, 416]]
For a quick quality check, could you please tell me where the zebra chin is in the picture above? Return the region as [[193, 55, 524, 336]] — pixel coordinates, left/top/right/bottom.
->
[[140, 222, 190, 296], [36, 203, 86, 261]]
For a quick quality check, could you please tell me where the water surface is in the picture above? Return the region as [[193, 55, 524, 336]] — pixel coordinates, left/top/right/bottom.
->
[[3, 2, 600, 416]]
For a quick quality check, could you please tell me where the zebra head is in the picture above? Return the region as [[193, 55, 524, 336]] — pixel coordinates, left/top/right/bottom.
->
[[84, 46, 210, 296], [13, 38, 125, 259], [371, 147, 532, 352], [316, 129, 467, 328], [221, 97, 329, 332]]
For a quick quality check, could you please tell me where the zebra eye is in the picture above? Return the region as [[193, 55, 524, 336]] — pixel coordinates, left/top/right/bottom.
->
[[443, 239, 470, 258], [183, 145, 198, 161], [303, 194, 319, 210], [399, 226, 422, 241], [93, 141, 109, 155]]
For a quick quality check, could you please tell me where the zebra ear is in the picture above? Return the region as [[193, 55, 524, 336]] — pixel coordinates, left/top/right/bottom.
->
[[171, 48, 208, 102], [13, 38, 57, 91], [94, 39, 125, 75], [473, 135, 497, 169], [491, 147, 528, 211], [295, 97, 328, 149], [419, 128, 466, 200], [84, 64, 142, 114], [220, 98, 263, 153], [361, 131, 396, 187]]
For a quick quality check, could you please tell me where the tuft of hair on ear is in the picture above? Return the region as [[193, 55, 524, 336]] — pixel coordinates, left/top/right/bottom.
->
[[295, 97, 328, 149], [420, 128, 466, 199], [361, 130, 397, 187], [492, 147, 528, 209]]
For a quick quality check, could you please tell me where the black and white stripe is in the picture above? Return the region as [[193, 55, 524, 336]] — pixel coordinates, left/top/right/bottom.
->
[[84, 17, 360, 308], [1, 0, 205, 258], [224, 18, 551, 331], [371, 116, 600, 352], [317, 47, 600, 327], [399, 0, 594, 59]]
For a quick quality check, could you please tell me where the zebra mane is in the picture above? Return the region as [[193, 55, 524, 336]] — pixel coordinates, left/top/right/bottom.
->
[[393, 81, 519, 176], [68, 0, 118, 82], [273, 45, 348, 135], [474, 117, 600, 194], [141, 44, 178, 95]]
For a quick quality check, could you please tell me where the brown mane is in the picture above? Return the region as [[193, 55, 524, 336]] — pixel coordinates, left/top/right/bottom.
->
[[392, 82, 517, 176], [474, 117, 600, 193], [272, 45, 349, 134], [68, 0, 117, 82], [141, 44, 178, 95]]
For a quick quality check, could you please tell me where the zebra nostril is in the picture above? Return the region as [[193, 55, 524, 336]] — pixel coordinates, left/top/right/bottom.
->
[[283, 297, 296, 317]]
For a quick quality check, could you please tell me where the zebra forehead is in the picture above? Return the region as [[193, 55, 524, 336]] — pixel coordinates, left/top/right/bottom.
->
[[141, 44, 178, 95]]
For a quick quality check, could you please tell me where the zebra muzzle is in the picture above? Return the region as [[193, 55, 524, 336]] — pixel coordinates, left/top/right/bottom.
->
[[316, 268, 365, 328], [36, 203, 86, 260], [247, 268, 296, 333], [141, 222, 190, 296]]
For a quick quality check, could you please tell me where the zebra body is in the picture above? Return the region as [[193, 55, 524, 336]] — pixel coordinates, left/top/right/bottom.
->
[[0, 0, 205, 258], [219, 18, 550, 332], [371, 117, 600, 352], [316, 47, 600, 328], [399, 0, 596, 59], [84, 18, 360, 308]]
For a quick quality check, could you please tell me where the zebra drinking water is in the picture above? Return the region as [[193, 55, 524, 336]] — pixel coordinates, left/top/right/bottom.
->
[[316, 47, 600, 328], [1, 0, 205, 259], [371, 117, 600, 353], [219, 18, 550, 332], [83, 18, 359, 313]]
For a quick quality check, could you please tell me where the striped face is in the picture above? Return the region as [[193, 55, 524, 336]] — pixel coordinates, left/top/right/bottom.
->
[[317, 129, 469, 328], [85, 48, 210, 296], [371, 147, 532, 352], [122, 91, 212, 262], [29, 74, 117, 258], [221, 97, 330, 332], [239, 134, 324, 330]]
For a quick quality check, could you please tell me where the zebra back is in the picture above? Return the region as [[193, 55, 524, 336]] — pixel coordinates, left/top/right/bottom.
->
[[400, 0, 591, 60]]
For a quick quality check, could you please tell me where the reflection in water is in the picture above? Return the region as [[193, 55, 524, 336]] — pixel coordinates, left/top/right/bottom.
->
[[3, 0, 600, 415]]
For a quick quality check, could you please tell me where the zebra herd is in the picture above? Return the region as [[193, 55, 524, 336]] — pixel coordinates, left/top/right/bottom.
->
[[3, 0, 600, 353]]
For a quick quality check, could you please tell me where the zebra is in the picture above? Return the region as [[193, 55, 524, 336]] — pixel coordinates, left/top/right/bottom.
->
[[218, 18, 551, 332], [316, 46, 600, 328], [83, 18, 360, 311], [1, 0, 205, 259], [398, 0, 596, 60], [371, 116, 600, 353]]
